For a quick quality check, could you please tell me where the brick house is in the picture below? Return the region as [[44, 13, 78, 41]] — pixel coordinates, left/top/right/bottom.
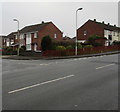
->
[[7, 21, 63, 51], [0, 35, 10, 47], [19, 21, 63, 51], [77, 19, 120, 46]]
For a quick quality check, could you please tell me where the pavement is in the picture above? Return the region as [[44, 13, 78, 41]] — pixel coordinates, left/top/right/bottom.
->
[[1, 50, 120, 60], [2, 53, 119, 110]]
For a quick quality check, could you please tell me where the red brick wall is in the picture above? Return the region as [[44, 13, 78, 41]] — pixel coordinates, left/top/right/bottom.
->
[[2, 38, 6, 47], [77, 20, 104, 41], [32, 22, 63, 50]]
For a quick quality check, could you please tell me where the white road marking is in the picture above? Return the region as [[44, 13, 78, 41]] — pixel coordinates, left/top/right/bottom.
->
[[40, 63, 49, 66], [74, 105, 78, 107], [82, 58, 87, 60], [74, 59, 78, 61], [96, 64, 115, 70], [8, 74, 75, 94]]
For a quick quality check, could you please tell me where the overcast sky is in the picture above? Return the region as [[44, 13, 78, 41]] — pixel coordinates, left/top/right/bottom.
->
[[0, 1, 119, 38]]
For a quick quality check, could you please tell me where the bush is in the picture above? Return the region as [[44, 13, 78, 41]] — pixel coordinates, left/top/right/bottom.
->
[[41, 35, 52, 51], [92, 43, 102, 47], [84, 45, 93, 48], [21, 46, 26, 51], [66, 45, 73, 49], [77, 43, 82, 49], [52, 40, 75, 48], [87, 35, 107, 47], [19, 48, 24, 52], [6, 47, 13, 52], [2, 47, 17, 55], [112, 41, 120, 45], [56, 46, 66, 50]]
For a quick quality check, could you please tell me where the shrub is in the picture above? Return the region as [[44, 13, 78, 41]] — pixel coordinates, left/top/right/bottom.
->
[[92, 43, 102, 47], [19, 47, 25, 52], [41, 35, 52, 51], [112, 41, 120, 45], [87, 35, 107, 47], [84, 45, 93, 48], [21, 46, 26, 51], [77, 43, 82, 49], [56, 46, 66, 50], [66, 45, 73, 49], [6, 47, 13, 52], [52, 40, 75, 47]]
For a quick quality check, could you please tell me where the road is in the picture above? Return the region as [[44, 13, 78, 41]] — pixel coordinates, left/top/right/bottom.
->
[[2, 54, 119, 110]]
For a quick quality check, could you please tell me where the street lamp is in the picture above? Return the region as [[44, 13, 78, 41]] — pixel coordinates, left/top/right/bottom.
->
[[75, 8, 83, 56], [13, 19, 20, 56]]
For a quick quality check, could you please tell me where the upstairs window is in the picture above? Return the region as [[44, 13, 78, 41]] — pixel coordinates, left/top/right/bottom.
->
[[20, 34, 24, 39], [84, 31, 87, 36], [54, 34, 57, 38], [14, 35, 17, 39], [34, 32, 38, 38]]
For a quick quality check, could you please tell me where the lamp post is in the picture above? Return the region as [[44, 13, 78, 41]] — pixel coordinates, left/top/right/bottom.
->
[[13, 19, 20, 56], [75, 8, 83, 56]]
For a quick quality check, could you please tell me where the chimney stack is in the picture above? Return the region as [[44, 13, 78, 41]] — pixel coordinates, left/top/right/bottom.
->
[[94, 19, 96, 22], [114, 24, 116, 27], [102, 21, 104, 24], [42, 21, 44, 24], [108, 23, 110, 25]]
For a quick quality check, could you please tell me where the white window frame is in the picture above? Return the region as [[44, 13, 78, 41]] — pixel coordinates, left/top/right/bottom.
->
[[20, 34, 24, 39], [54, 34, 57, 38], [34, 32, 37, 38], [26, 44, 31, 51], [84, 31, 87, 36], [4, 39, 6, 43], [26, 33, 32, 51], [14, 34, 18, 39]]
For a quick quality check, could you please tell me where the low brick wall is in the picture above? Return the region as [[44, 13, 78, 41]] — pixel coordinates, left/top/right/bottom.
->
[[20, 51, 42, 57], [42, 45, 120, 57]]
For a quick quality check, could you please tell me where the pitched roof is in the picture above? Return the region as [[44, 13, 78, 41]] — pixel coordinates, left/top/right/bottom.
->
[[20, 22, 51, 33], [7, 32, 17, 38], [90, 19, 120, 31], [0, 35, 8, 38]]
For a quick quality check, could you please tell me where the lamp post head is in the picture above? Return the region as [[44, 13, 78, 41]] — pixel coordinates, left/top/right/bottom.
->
[[13, 19, 18, 22], [77, 8, 83, 11]]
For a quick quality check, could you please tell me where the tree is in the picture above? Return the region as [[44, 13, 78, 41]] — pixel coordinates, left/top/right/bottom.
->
[[87, 35, 106, 47], [41, 35, 52, 51]]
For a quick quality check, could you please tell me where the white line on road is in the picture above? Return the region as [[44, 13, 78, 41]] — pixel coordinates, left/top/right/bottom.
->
[[40, 63, 49, 66], [8, 74, 75, 94], [96, 64, 115, 70]]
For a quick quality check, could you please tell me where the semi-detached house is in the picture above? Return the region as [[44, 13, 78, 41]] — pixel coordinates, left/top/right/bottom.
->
[[77, 19, 120, 46], [7, 21, 63, 51]]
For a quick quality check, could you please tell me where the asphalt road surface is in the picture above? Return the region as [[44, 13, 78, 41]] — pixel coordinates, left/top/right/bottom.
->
[[2, 54, 119, 110]]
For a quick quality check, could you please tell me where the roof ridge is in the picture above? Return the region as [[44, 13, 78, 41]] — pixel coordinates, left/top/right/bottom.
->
[[20, 21, 52, 33], [89, 19, 120, 30], [24, 21, 51, 28]]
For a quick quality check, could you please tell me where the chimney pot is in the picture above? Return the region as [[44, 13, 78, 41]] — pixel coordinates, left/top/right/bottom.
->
[[108, 23, 110, 25], [42, 21, 44, 24], [94, 19, 96, 22]]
